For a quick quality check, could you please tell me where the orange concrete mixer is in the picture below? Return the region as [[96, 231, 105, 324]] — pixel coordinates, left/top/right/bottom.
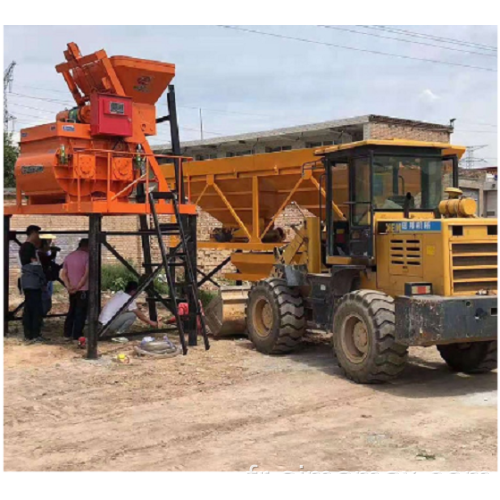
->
[[7, 42, 194, 217]]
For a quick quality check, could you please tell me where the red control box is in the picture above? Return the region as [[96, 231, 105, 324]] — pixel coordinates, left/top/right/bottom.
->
[[90, 94, 133, 137]]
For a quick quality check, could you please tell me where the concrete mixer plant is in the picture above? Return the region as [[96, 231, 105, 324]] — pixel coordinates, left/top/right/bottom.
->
[[163, 141, 498, 383], [4, 42, 497, 382], [4, 42, 209, 358]]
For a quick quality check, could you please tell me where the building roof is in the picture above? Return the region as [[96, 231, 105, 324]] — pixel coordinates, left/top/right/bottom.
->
[[154, 114, 453, 151], [316, 139, 466, 158], [466, 166, 497, 172]]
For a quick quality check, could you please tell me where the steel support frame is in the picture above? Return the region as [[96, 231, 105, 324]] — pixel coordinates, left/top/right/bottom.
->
[[3, 214, 200, 357], [87, 214, 101, 359], [4, 215, 11, 333], [181, 213, 198, 346], [197, 256, 231, 288]]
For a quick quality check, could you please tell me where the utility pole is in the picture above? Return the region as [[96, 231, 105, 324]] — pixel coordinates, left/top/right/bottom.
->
[[199, 108, 204, 141], [3, 61, 16, 133]]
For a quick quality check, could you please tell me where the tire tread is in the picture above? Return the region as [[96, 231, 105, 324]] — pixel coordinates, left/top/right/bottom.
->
[[333, 290, 408, 383], [246, 278, 305, 354]]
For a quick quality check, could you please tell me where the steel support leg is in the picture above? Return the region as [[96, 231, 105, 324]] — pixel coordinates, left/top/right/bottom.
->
[[87, 214, 102, 360], [139, 214, 158, 322], [137, 180, 158, 322], [167, 85, 184, 202], [4, 215, 11, 336], [184, 214, 198, 346]]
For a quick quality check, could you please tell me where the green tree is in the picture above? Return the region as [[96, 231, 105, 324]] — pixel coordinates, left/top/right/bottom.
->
[[4, 133, 18, 188]]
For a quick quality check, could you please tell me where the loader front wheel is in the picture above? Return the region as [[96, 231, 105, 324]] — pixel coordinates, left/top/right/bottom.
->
[[246, 278, 305, 354], [437, 341, 497, 373], [332, 290, 408, 384]]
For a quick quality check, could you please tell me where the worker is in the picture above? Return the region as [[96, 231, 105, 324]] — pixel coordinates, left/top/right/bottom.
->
[[37, 236, 62, 317], [19, 224, 41, 266], [61, 238, 89, 340], [19, 225, 47, 342], [98, 281, 159, 335]]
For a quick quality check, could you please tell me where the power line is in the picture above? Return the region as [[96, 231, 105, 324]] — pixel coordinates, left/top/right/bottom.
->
[[359, 25, 497, 52], [460, 120, 497, 128], [11, 108, 225, 136], [11, 94, 227, 136], [9, 101, 58, 114], [180, 126, 223, 136], [14, 118, 46, 126], [10, 91, 73, 105], [178, 104, 272, 118], [12, 90, 499, 132], [8, 109, 46, 120], [454, 129, 498, 134], [157, 123, 224, 137], [15, 83, 68, 94], [218, 26, 497, 73], [319, 25, 496, 58], [14, 84, 275, 120]]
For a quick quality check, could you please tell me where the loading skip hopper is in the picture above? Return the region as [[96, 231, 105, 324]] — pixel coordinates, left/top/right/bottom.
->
[[161, 148, 344, 336]]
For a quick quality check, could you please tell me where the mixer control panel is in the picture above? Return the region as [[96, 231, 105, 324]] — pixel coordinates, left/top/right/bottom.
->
[[90, 93, 133, 137]]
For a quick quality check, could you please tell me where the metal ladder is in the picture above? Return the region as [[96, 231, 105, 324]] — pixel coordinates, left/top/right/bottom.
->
[[148, 191, 210, 354]]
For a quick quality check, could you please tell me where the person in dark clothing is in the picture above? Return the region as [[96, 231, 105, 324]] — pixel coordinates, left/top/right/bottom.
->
[[19, 225, 47, 342], [37, 237, 62, 317], [19, 225, 41, 266], [61, 239, 89, 340]]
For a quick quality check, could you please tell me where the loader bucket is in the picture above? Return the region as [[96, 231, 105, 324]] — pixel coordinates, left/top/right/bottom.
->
[[205, 286, 251, 337]]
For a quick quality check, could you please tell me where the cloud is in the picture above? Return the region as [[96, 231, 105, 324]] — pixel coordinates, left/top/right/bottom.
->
[[419, 89, 440, 102]]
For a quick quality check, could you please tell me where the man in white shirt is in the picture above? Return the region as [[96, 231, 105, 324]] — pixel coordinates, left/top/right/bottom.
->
[[98, 281, 158, 334]]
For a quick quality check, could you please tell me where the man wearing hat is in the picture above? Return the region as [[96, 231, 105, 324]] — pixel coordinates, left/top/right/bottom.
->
[[19, 225, 47, 342], [37, 234, 62, 317]]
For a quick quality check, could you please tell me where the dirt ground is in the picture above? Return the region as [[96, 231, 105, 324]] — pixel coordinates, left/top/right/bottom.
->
[[4, 312, 497, 472]]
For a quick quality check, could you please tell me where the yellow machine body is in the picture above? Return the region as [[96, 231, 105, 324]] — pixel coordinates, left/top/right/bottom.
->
[[166, 139, 497, 339], [373, 217, 497, 297]]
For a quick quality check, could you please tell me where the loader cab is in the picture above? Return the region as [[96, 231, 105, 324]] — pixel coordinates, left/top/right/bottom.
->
[[321, 141, 461, 261]]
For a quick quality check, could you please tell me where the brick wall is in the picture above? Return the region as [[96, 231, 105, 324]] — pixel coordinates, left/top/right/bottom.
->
[[5, 197, 145, 292], [5, 196, 309, 292], [368, 123, 449, 142]]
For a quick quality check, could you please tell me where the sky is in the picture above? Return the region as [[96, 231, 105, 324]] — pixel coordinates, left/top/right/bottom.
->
[[4, 25, 498, 165]]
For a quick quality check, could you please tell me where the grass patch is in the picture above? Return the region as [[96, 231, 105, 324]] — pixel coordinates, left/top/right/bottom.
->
[[101, 264, 169, 294], [101, 264, 137, 292], [52, 281, 65, 294], [100, 265, 217, 307], [199, 289, 216, 308]]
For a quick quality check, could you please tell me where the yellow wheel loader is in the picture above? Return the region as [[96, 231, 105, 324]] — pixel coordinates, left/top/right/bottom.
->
[[244, 141, 497, 382], [163, 139, 497, 383]]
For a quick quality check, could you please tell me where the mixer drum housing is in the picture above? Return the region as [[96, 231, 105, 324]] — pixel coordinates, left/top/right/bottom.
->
[[15, 121, 135, 205]]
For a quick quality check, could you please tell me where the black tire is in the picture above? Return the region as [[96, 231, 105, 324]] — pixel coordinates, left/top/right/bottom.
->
[[437, 341, 497, 373], [332, 290, 408, 384], [246, 278, 305, 354]]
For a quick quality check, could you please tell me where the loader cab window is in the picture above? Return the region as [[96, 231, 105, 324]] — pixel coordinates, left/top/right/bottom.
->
[[352, 157, 371, 226], [372, 155, 453, 211], [327, 156, 373, 258], [326, 150, 458, 260]]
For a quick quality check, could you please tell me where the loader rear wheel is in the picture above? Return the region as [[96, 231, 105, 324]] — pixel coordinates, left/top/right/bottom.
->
[[437, 341, 497, 373], [246, 278, 305, 354], [332, 290, 408, 384]]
